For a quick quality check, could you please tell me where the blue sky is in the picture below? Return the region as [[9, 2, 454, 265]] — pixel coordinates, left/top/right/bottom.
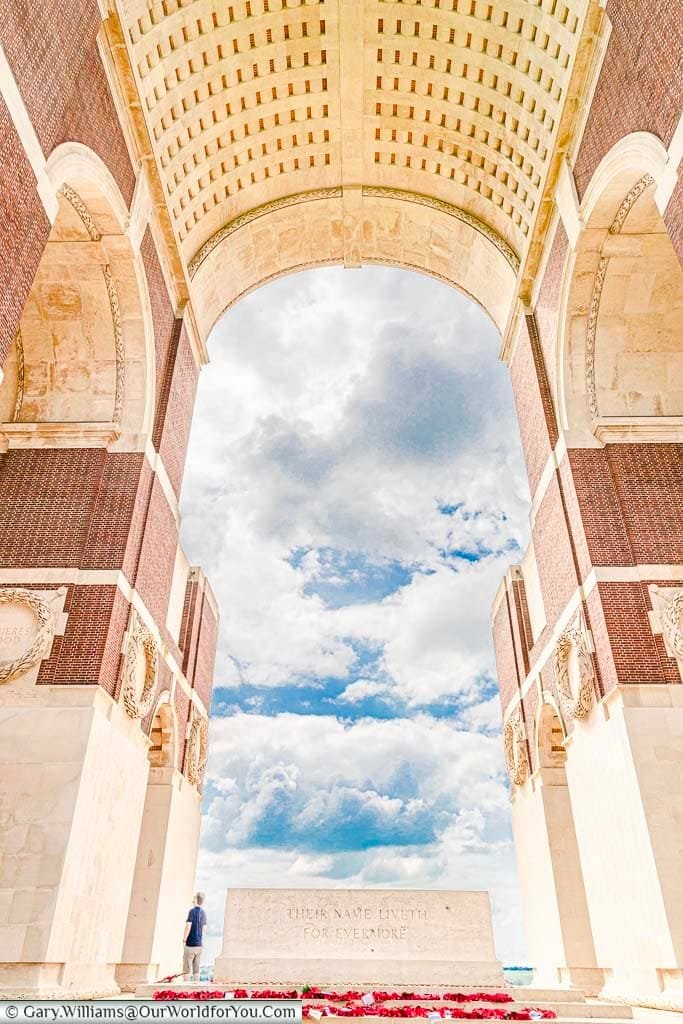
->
[[179, 267, 531, 965]]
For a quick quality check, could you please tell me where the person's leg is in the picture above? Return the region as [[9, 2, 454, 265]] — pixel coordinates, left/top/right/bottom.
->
[[191, 947, 201, 983], [183, 945, 193, 981]]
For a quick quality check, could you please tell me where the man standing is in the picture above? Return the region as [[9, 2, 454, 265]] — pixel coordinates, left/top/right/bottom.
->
[[183, 892, 207, 983]]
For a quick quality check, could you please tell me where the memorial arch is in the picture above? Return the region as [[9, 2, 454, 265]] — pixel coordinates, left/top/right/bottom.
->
[[0, 0, 682, 1005]]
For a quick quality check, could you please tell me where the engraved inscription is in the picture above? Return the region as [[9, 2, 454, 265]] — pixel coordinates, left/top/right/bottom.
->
[[287, 904, 427, 944], [0, 604, 38, 661]]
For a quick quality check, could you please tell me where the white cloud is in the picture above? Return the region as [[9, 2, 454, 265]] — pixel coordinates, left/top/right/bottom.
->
[[462, 696, 504, 733], [196, 712, 525, 966], [338, 679, 391, 703], [181, 267, 529, 703]]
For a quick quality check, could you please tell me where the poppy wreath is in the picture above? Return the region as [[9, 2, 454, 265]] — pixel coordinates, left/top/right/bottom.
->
[[152, 989, 556, 1018], [303, 1007, 555, 1020], [154, 990, 515, 1003]]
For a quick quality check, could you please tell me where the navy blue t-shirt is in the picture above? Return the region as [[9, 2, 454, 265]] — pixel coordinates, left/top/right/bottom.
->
[[186, 906, 206, 947]]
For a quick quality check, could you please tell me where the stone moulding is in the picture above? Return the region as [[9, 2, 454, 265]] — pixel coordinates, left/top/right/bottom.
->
[[59, 183, 101, 242], [553, 626, 596, 719], [187, 185, 520, 278], [102, 263, 125, 425], [11, 329, 24, 422], [585, 173, 655, 419], [504, 711, 529, 787], [185, 709, 209, 789], [0, 587, 55, 685], [120, 613, 159, 719]]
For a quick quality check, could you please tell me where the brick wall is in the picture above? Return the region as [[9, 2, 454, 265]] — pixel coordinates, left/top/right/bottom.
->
[[191, 599, 219, 711], [0, 96, 50, 366], [34, 583, 122, 688], [509, 577, 532, 681], [142, 229, 177, 416], [534, 221, 569, 398], [492, 592, 523, 713], [568, 445, 683, 566], [0, 449, 145, 568], [530, 477, 578, 644], [156, 325, 200, 496], [179, 573, 218, 712], [133, 475, 179, 629], [0, 0, 135, 204], [509, 321, 555, 494], [574, 0, 683, 199]]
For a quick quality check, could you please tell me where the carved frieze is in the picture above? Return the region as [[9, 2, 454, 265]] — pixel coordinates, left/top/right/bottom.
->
[[185, 709, 209, 789], [553, 626, 596, 719], [0, 588, 55, 685], [649, 585, 683, 668], [504, 711, 529, 787], [120, 612, 159, 719]]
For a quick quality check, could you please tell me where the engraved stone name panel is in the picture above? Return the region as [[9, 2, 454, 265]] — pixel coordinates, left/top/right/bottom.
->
[[214, 888, 504, 987]]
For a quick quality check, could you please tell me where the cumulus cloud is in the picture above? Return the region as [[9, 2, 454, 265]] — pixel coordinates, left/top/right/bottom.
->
[[196, 712, 524, 964], [181, 267, 529, 705]]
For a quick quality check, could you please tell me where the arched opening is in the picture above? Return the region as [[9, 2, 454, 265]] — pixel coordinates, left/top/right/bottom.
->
[[559, 143, 683, 444], [181, 262, 533, 973], [189, 192, 519, 339], [537, 701, 567, 773], [0, 151, 154, 448], [148, 698, 177, 769]]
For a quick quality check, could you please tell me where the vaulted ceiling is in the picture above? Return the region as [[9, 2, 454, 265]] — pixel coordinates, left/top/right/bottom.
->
[[115, 0, 596, 330]]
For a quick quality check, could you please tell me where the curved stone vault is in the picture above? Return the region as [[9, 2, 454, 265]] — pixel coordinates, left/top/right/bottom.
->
[[118, 0, 600, 331]]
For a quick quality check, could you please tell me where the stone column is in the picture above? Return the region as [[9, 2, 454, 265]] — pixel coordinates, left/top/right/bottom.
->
[[512, 766, 604, 995], [0, 686, 150, 996], [566, 685, 683, 1000], [116, 766, 201, 990]]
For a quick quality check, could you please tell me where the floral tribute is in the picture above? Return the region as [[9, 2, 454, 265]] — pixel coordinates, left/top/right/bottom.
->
[[152, 987, 556, 1020]]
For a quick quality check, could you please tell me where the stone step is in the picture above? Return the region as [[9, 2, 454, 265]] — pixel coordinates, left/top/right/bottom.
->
[[510, 990, 589, 1002]]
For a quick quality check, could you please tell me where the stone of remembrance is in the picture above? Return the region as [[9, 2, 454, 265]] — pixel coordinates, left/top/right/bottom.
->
[[214, 889, 504, 988]]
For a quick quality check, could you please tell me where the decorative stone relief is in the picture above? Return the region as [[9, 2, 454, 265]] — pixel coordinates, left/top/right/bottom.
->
[[12, 329, 24, 422], [649, 586, 683, 672], [59, 184, 101, 241], [185, 708, 209, 789], [188, 185, 520, 278], [120, 612, 159, 719], [585, 174, 655, 419], [0, 588, 56, 684], [662, 592, 683, 660], [102, 263, 125, 425], [504, 711, 529, 787], [553, 625, 596, 719]]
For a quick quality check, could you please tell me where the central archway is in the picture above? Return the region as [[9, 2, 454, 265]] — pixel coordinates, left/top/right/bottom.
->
[[189, 189, 518, 337]]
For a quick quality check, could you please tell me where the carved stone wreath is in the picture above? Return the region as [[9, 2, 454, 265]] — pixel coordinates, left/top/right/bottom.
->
[[553, 627, 596, 719], [185, 710, 209, 789], [503, 712, 529, 787], [0, 588, 55, 684], [661, 592, 683, 660], [120, 615, 159, 719]]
